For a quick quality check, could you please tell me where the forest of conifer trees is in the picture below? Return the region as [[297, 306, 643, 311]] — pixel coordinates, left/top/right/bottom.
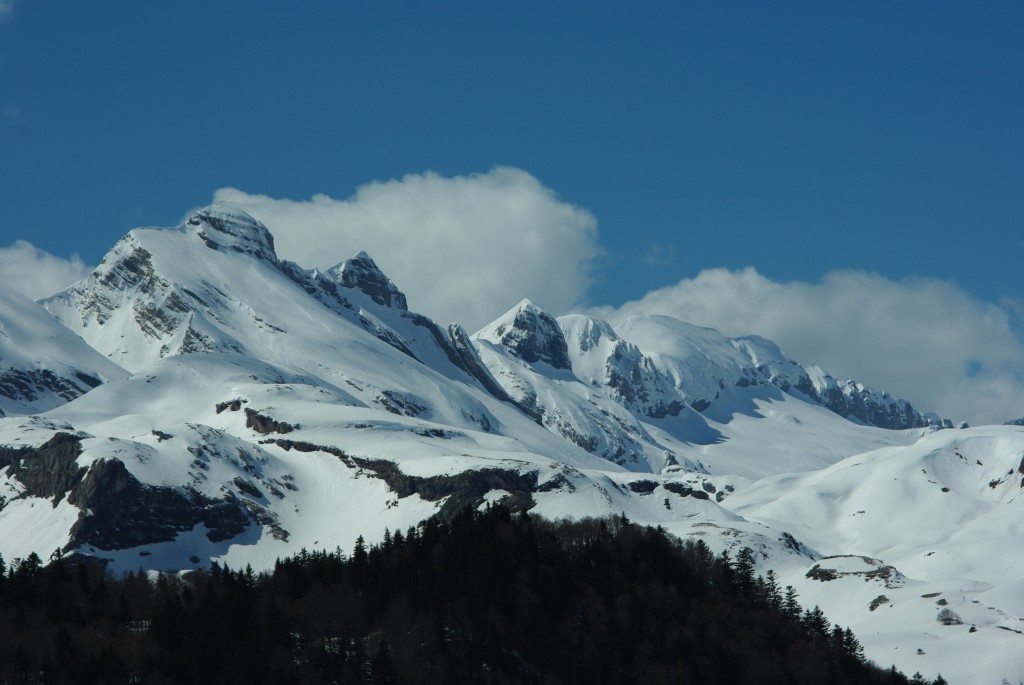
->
[[0, 506, 947, 684]]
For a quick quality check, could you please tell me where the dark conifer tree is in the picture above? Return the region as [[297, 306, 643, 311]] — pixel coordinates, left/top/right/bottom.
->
[[372, 638, 397, 684], [783, 584, 802, 619], [802, 605, 831, 641], [734, 546, 757, 599], [764, 568, 782, 609], [844, 627, 865, 660]]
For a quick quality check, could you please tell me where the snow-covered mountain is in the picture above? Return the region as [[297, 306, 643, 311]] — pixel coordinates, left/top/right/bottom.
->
[[0, 203, 1019, 682], [471, 298, 941, 477], [0, 286, 127, 415]]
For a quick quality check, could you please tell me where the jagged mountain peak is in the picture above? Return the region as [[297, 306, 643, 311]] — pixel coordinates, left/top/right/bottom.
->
[[326, 251, 408, 310], [183, 203, 277, 262], [803, 363, 947, 429], [475, 299, 571, 371]]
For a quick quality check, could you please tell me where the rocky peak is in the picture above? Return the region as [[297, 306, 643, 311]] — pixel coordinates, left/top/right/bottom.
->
[[476, 299, 572, 371], [184, 204, 277, 262], [327, 252, 408, 310], [802, 364, 938, 430]]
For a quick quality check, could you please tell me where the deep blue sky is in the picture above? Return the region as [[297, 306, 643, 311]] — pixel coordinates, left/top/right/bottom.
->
[[1, 1, 1021, 310]]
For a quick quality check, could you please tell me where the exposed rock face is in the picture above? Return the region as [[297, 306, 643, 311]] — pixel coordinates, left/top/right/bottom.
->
[[477, 300, 572, 371], [375, 390, 428, 417], [277, 259, 356, 318], [563, 316, 686, 418], [626, 479, 711, 500], [351, 457, 538, 520], [269, 438, 538, 519], [0, 432, 85, 502], [244, 408, 297, 435], [0, 369, 101, 406], [185, 205, 277, 263], [68, 458, 250, 548], [329, 251, 408, 310], [0, 433, 251, 551], [801, 367, 936, 430]]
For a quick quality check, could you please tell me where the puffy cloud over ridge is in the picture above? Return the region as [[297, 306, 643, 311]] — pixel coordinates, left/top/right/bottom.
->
[[214, 167, 600, 332], [0, 241, 92, 300], [594, 268, 1024, 426]]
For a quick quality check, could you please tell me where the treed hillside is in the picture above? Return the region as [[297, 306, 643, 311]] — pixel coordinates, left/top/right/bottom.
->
[[0, 507, 943, 685]]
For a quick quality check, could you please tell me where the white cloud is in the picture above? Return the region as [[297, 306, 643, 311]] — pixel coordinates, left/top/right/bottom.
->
[[213, 167, 601, 332], [595, 267, 1024, 426], [0, 241, 93, 300]]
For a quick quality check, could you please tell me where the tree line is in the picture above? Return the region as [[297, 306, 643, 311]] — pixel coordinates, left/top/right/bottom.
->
[[0, 506, 946, 684]]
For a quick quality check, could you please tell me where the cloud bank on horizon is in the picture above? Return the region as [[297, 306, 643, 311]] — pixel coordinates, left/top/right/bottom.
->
[[0, 240, 91, 300], [593, 268, 1024, 427], [0, 167, 1019, 425]]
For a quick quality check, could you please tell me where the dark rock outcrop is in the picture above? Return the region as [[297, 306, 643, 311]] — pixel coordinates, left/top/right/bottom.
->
[[186, 206, 277, 263], [216, 398, 246, 414], [0, 368, 99, 406], [798, 373, 936, 430], [375, 390, 428, 418], [68, 458, 250, 548], [0, 433, 251, 551], [330, 252, 408, 310], [244, 408, 297, 435], [486, 301, 572, 371], [352, 457, 538, 520], [0, 432, 85, 502], [268, 437, 538, 520]]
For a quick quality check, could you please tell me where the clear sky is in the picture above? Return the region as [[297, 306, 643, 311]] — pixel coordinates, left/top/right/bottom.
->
[[0, 1, 1022, 424]]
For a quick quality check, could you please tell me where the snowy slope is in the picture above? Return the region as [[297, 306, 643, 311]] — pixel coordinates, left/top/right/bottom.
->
[[725, 425, 1024, 682], [0, 285, 127, 415]]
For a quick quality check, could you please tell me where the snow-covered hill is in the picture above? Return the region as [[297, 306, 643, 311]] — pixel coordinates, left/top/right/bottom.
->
[[0, 286, 127, 415], [0, 202, 1018, 682], [725, 425, 1024, 683]]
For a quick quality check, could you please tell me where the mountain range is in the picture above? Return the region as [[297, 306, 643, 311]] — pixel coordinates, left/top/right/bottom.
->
[[0, 204, 1020, 683]]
